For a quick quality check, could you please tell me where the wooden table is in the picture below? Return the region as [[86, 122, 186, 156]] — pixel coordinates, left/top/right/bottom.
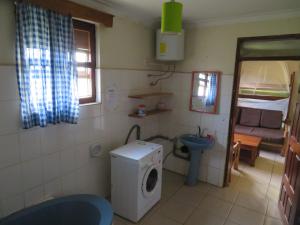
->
[[234, 133, 262, 166]]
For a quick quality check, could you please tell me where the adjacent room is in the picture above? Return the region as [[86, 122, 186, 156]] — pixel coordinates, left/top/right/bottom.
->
[[0, 1, 300, 225]]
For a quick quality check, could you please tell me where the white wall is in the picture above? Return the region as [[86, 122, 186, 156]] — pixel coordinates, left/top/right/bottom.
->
[[157, 17, 300, 186], [157, 73, 233, 186], [179, 17, 300, 74], [0, 65, 161, 217], [1, 0, 300, 216], [0, 0, 159, 217]]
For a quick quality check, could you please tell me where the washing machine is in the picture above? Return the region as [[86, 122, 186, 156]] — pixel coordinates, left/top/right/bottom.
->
[[110, 140, 163, 222]]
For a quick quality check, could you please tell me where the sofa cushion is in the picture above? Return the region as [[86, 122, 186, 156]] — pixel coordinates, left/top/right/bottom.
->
[[251, 127, 284, 144], [234, 125, 255, 135], [239, 108, 261, 127], [260, 109, 283, 129]]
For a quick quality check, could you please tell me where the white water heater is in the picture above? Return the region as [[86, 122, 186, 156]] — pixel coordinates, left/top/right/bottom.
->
[[156, 30, 184, 61]]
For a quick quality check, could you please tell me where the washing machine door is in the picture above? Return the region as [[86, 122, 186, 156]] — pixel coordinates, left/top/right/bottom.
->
[[142, 165, 159, 198]]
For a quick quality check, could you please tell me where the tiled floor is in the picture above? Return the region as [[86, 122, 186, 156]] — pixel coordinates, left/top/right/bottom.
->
[[113, 150, 284, 225]]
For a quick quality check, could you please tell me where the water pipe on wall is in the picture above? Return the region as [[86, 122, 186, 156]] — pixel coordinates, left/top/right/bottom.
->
[[148, 64, 176, 86]]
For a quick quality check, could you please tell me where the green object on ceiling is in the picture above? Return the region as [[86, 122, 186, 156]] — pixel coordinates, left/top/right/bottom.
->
[[161, 0, 183, 33]]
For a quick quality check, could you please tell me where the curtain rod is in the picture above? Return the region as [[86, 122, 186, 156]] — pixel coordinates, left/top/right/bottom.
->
[[13, 0, 114, 27]]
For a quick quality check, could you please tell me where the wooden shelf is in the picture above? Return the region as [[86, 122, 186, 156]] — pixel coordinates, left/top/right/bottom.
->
[[128, 92, 173, 99], [128, 109, 172, 118]]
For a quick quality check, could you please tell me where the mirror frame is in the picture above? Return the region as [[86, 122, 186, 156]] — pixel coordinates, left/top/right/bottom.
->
[[189, 71, 221, 114]]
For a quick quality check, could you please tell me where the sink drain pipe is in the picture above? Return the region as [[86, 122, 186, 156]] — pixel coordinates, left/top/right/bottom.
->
[[144, 135, 190, 164]]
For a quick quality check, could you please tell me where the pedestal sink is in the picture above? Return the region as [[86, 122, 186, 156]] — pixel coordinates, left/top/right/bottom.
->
[[179, 134, 214, 186]]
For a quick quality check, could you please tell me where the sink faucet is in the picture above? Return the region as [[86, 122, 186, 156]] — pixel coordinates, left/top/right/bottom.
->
[[197, 126, 201, 137], [197, 126, 208, 137]]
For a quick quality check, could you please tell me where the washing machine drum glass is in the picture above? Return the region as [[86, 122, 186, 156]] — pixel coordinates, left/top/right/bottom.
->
[[142, 166, 158, 197]]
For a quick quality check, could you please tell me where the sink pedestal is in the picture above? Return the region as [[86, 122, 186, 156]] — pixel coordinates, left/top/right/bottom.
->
[[179, 134, 214, 186], [186, 149, 202, 186]]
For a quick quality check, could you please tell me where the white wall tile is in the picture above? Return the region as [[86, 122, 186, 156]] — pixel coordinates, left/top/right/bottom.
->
[[60, 148, 76, 175], [79, 104, 101, 119], [43, 152, 60, 182], [0, 165, 23, 199], [22, 158, 43, 190], [40, 126, 60, 155], [220, 75, 234, 96], [0, 68, 163, 213], [1, 194, 24, 217], [75, 143, 90, 168], [25, 185, 44, 207], [0, 66, 19, 101], [44, 178, 62, 198], [19, 129, 41, 161], [75, 119, 92, 144], [56, 125, 76, 149], [160, 71, 232, 187], [207, 166, 220, 186], [0, 134, 20, 169], [0, 101, 20, 135], [218, 169, 225, 187], [62, 172, 77, 195]]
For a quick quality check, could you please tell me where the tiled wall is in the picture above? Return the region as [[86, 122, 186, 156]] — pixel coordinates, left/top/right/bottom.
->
[[0, 64, 234, 217], [158, 72, 233, 186], [0, 66, 160, 217]]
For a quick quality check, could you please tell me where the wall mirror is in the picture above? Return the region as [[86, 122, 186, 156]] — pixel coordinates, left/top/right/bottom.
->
[[189, 71, 221, 114]]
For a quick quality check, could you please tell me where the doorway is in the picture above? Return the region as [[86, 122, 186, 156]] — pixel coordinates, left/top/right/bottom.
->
[[224, 34, 300, 225]]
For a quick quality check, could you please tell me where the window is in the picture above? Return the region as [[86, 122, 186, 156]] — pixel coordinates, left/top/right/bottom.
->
[[16, 3, 79, 128], [73, 20, 96, 104], [197, 73, 210, 97]]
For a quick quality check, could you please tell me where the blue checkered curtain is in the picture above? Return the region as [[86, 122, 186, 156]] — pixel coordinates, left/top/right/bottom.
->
[[206, 73, 217, 106], [16, 3, 79, 129]]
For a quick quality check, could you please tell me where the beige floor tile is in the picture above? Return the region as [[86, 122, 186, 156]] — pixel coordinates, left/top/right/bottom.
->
[[139, 199, 168, 224], [255, 158, 274, 171], [224, 220, 241, 225], [194, 181, 213, 193], [114, 215, 137, 225], [267, 201, 281, 219], [238, 167, 272, 185], [185, 209, 226, 225], [171, 186, 206, 206], [260, 151, 277, 161], [264, 216, 283, 225], [228, 205, 265, 225], [113, 199, 165, 225], [198, 195, 233, 217], [113, 216, 127, 225], [269, 174, 282, 188], [266, 186, 280, 202], [143, 213, 182, 225], [163, 170, 185, 183], [162, 171, 185, 200], [208, 186, 239, 203], [273, 162, 284, 172], [158, 198, 195, 223], [236, 177, 269, 196], [229, 172, 241, 187], [274, 155, 285, 164], [236, 191, 268, 214]]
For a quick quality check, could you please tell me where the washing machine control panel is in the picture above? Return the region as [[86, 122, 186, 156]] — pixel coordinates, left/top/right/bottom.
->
[[140, 147, 163, 168], [151, 150, 162, 165]]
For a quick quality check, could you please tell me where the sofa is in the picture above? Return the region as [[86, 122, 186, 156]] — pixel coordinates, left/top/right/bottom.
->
[[234, 107, 288, 154]]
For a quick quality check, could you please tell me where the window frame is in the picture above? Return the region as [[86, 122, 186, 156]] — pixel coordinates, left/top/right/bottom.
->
[[197, 73, 209, 97], [73, 19, 97, 104]]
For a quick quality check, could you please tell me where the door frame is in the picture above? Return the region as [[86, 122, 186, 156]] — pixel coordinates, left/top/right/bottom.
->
[[224, 33, 300, 186]]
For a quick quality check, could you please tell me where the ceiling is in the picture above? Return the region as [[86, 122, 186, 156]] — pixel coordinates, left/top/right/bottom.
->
[[89, 0, 300, 26]]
